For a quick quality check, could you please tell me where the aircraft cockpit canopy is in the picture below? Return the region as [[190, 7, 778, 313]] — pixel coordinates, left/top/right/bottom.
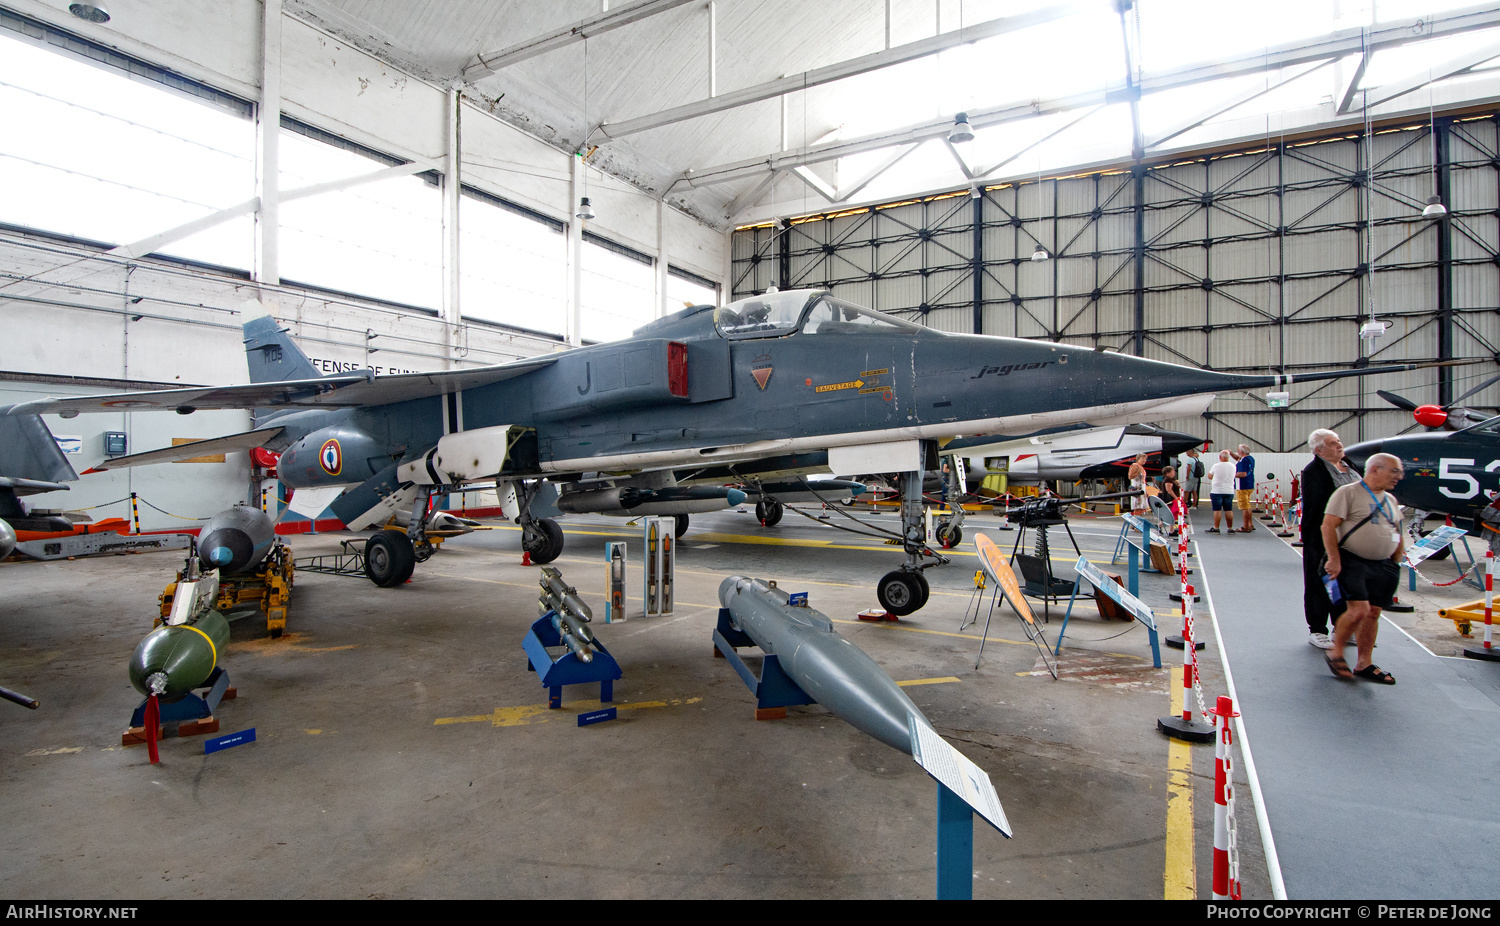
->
[[715, 290, 923, 339]]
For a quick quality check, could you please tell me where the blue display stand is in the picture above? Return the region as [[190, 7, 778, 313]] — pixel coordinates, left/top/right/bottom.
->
[[523, 613, 622, 709], [936, 781, 974, 899], [712, 608, 816, 712], [128, 667, 232, 727]]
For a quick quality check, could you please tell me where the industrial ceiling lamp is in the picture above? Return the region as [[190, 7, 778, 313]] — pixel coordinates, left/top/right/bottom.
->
[[575, 196, 595, 220], [1031, 242, 1050, 262], [1422, 68, 1447, 218], [949, 112, 975, 144], [67, 2, 109, 23]]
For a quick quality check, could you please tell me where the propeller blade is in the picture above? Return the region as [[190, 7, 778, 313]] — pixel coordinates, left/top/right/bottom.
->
[[144, 693, 160, 765], [1377, 389, 1419, 411], [1450, 372, 1500, 407]]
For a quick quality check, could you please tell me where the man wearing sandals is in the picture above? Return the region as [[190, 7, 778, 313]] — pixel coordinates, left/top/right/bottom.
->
[[1321, 453, 1405, 685]]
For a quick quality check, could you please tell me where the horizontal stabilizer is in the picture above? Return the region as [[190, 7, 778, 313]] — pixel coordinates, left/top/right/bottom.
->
[[0, 476, 71, 497], [82, 427, 285, 473], [7, 356, 557, 418]]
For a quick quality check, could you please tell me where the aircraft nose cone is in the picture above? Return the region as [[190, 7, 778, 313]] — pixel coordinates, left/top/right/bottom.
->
[[1343, 440, 1380, 473], [206, 546, 234, 567]]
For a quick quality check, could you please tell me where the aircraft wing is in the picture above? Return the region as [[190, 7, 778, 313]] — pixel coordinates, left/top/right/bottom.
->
[[81, 426, 286, 473], [3, 356, 559, 417]]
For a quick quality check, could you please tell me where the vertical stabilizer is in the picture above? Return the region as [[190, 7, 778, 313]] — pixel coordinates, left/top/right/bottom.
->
[[0, 412, 78, 485], [242, 316, 321, 384]]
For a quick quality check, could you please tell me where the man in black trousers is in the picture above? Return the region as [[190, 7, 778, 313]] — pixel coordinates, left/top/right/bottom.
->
[[1301, 428, 1361, 649]]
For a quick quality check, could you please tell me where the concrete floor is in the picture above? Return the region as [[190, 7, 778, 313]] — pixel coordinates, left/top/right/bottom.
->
[[2, 503, 1275, 899]]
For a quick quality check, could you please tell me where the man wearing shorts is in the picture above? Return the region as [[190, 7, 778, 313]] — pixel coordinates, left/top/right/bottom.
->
[[1206, 450, 1237, 533], [1233, 444, 1256, 532], [1321, 452, 1405, 685]]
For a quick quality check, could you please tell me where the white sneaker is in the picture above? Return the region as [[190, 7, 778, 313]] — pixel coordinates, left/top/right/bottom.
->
[[1309, 632, 1334, 650]]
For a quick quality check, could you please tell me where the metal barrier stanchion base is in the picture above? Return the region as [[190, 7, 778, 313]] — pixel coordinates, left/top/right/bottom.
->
[[1165, 635, 1206, 650], [1463, 645, 1500, 662], [1158, 716, 1215, 742]]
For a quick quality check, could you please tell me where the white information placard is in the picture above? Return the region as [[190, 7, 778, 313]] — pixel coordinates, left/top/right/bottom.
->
[[1075, 556, 1158, 630], [1405, 525, 1468, 567], [909, 717, 1011, 837]]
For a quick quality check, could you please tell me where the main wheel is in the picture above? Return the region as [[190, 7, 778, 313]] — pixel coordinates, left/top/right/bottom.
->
[[910, 570, 930, 609], [756, 499, 784, 527], [365, 530, 416, 587], [674, 513, 690, 538], [522, 518, 565, 564], [877, 570, 924, 616]]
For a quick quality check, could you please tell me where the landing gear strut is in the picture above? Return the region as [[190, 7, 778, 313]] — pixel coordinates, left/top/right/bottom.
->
[[515, 479, 564, 564], [876, 460, 948, 616]]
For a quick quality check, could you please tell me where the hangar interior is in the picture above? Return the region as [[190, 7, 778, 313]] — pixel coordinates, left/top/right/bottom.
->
[[3, 0, 1500, 902]]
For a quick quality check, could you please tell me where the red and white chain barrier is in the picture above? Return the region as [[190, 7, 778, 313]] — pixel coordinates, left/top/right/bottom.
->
[[1483, 550, 1495, 653], [1211, 695, 1243, 900]]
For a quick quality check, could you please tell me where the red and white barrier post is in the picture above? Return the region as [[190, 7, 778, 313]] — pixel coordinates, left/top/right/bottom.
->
[[1210, 695, 1243, 900], [1464, 549, 1500, 661]]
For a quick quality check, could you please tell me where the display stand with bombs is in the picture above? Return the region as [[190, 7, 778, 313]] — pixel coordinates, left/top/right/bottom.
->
[[523, 567, 622, 712], [124, 539, 239, 763], [158, 505, 293, 638]]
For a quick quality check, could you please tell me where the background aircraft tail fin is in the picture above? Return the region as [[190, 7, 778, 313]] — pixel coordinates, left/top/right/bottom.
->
[[0, 411, 78, 485], [243, 316, 322, 384]]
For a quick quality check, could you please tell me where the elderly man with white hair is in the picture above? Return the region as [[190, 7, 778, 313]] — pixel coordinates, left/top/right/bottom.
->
[[1321, 452, 1406, 684], [1300, 429, 1361, 649]]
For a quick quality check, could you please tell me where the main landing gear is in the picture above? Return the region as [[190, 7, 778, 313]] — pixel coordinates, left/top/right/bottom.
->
[[876, 463, 949, 616]]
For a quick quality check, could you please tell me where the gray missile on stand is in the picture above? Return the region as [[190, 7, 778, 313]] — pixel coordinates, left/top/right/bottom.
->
[[716, 575, 935, 753], [198, 505, 276, 575]]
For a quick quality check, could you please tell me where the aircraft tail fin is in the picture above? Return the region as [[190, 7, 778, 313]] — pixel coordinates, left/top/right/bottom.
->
[[243, 316, 322, 384], [0, 411, 78, 485]]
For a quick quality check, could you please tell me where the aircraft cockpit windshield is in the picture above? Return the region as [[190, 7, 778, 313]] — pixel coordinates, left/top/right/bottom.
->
[[715, 290, 922, 339], [715, 290, 820, 338], [1459, 415, 1500, 434]]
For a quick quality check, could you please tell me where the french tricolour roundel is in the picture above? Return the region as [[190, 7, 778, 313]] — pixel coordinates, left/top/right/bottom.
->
[[319, 438, 342, 476]]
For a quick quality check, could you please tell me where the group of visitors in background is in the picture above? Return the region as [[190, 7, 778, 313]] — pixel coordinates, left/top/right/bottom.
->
[[1151, 430, 1404, 686]]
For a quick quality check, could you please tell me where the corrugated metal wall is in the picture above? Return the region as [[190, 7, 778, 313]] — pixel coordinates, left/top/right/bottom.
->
[[731, 115, 1500, 453]]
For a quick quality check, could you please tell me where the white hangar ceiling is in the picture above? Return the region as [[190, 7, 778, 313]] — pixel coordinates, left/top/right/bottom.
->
[[282, 0, 1500, 230]]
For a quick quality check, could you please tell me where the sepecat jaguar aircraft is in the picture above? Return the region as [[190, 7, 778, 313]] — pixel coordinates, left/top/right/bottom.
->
[[4, 288, 1442, 614]]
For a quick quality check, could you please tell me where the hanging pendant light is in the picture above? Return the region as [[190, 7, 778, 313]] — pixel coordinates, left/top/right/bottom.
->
[[575, 197, 595, 220], [948, 112, 975, 144], [1422, 194, 1447, 218], [1031, 242, 1050, 262]]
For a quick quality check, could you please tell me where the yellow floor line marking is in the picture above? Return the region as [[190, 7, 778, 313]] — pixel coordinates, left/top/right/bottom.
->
[[896, 676, 960, 687], [1164, 672, 1196, 899], [435, 696, 702, 728]]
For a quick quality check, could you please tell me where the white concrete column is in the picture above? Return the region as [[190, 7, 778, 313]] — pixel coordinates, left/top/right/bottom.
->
[[442, 86, 462, 366], [655, 198, 669, 317], [567, 154, 584, 346], [254, 0, 282, 288]]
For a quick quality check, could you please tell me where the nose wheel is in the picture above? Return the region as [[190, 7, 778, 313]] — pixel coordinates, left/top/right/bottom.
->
[[877, 569, 930, 616]]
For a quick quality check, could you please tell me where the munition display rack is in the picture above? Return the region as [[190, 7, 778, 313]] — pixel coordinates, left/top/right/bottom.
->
[[523, 567, 622, 710]]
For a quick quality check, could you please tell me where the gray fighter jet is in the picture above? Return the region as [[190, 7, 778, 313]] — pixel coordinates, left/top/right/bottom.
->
[[0, 413, 79, 559], [4, 289, 1436, 614]]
